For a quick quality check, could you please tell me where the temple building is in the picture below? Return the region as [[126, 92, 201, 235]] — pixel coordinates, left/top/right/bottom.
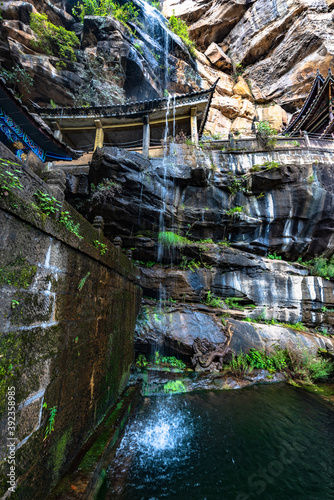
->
[[285, 69, 334, 139], [33, 82, 218, 157], [0, 79, 75, 163]]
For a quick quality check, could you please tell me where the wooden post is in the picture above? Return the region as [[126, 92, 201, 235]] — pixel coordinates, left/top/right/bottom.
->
[[94, 120, 104, 151], [143, 115, 150, 156], [190, 107, 198, 145], [51, 121, 62, 141]]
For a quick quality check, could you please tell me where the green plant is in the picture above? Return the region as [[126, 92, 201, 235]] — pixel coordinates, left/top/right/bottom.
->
[[50, 99, 57, 108], [226, 206, 244, 216], [11, 299, 19, 309], [34, 190, 62, 216], [168, 13, 196, 56], [205, 291, 225, 308], [160, 356, 186, 369], [72, 0, 139, 25], [136, 354, 148, 368], [158, 231, 191, 249], [227, 177, 248, 196], [59, 211, 83, 239], [0, 64, 33, 94], [44, 405, 57, 440], [256, 121, 277, 149], [292, 141, 300, 147], [217, 239, 230, 247], [30, 13, 79, 68], [133, 41, 144, 55], [225, 297, 245, 310], [0, 160, 23, 196], [150, 0, 161, 10], [307, 175, 315, 184], [163, 380, 186, 394], [78, 272, 90, 291], [267, 252, 282, 260], [93, 240, 108, 255]]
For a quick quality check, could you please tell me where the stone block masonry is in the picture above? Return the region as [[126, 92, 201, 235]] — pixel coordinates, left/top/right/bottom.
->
[[0, 162, 142, 498]]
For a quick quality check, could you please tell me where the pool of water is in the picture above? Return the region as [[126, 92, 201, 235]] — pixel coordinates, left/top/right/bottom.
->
[[102, 384, 334, 500]]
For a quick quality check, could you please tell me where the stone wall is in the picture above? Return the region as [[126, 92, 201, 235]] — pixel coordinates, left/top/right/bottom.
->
[[0, 160, 142, 498]]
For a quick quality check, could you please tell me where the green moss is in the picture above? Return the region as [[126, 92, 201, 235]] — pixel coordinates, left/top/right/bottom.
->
[[49, 427, 72, 479], [0, 256, 37, 288]]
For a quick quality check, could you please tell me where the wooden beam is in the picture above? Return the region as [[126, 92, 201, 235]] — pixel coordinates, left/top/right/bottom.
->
[[94, 119, 104, 151], [57, 114, 193, 132]]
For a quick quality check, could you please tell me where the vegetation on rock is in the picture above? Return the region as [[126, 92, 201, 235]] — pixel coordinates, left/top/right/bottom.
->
[[72, 0, 139, 25], [168, 14, 196, 56], [224, 346, 333, 385], [30, 13, 80, 68], [0, 160, 23, 196]]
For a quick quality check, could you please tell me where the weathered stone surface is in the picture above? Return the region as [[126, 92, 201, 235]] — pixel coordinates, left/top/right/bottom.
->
[[196, 55, 235, 95], [230, 116, 254, 134], [256, 104, 288, 131], [205, 107, 232, 136], [233, 76, 253, 99], [211, 95, 240, 118], [204, 42, 232, 71], [135, 304, 334, 355], [85, 146, 334, 263], [0, 162, 141, 498]]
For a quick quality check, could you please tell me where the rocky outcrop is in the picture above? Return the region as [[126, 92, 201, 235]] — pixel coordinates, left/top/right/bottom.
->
[[164, 0, 334, 115], [84, 146, 334, 261], [135, 303, 334, 356]]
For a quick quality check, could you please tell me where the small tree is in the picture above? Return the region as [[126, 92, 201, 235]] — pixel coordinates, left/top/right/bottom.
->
[[256, 121, 277, 149]]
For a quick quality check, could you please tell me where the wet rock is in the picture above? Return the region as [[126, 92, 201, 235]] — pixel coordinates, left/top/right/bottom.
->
[[135, 304, 334, 356]]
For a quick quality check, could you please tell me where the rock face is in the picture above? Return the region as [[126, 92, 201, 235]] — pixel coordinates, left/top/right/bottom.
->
[[164, 0, 334, 113], [0, 0, 198, 107], [85, 146, 334, 261], [135, 304, 334, 357], [70, 145, 334, 346]]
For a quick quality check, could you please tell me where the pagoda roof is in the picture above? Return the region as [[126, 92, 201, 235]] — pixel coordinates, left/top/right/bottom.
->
[[34, 82, 217, 135], [284, 69, 334, 138], [0, 79, 78, 161]]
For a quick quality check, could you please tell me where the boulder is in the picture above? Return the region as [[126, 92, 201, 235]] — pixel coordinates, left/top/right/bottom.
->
[[230, 116, 254, 134], [256, 104, 288, 132], [233, 76, 253, 99], [211, 95, 240, 119], [204, 42, 232, 71]]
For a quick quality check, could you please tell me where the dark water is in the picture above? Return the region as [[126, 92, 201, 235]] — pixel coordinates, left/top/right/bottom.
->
[[103, 384, 334, 500]]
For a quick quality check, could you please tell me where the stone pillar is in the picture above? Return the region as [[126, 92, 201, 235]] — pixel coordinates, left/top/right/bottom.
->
[[45, 169, 66, 203], [92, 215, 104, 240], [143, 115, 150, 157], [94, 120, 104, 151], [113, 236, 122, 253], [303, 131, 311, 148], [190, 107, 198, 145], [45, 169, 66, 220]]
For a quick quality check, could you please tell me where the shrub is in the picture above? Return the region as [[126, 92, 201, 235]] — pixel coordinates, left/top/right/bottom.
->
[[72, 0, 139, 25], [226, 206, 243, 216], [256, 121, 277, 149], [0, 64, 33, 95], [30, 13, 79, 68], [205, 291, 225, 308], [168, 14, 196, 56]]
